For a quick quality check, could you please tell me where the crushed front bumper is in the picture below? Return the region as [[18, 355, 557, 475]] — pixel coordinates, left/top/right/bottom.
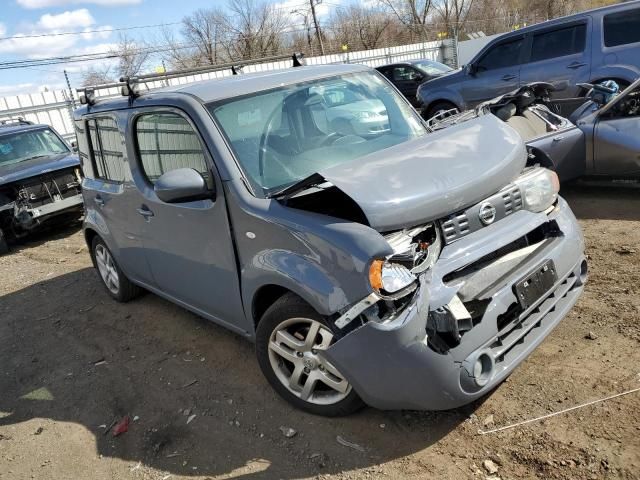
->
[[323, 197, 586, 410]]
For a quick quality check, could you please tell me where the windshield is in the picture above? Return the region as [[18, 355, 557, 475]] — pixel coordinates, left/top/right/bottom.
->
[[414, 61, 452, 76], [208, 71, 428, 195], [0, 128, 69, 167]]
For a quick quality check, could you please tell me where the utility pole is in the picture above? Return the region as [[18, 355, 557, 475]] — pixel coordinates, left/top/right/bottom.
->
[[63, 69, 76, 109], [309, 0, 325, 55]]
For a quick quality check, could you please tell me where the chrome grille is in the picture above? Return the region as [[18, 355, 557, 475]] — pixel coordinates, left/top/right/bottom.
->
[[440, 185, 524, 244]]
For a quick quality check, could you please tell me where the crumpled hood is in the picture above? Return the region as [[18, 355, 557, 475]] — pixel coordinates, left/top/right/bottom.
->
[[319, 114, 526, 232], [0, 153, 80, 186]]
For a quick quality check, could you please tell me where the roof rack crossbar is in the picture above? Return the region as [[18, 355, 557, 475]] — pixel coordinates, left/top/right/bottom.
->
[[0, 117, 34, 126], [76, 52, 306, 107]]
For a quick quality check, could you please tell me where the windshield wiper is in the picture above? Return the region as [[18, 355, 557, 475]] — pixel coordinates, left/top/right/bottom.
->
[[268, 172, 327, 200], [24, 154, 50, 161]]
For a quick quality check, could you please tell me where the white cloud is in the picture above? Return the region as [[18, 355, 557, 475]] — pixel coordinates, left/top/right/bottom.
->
[[0, 10, 112, 58], [0, 23, 6, 36], [17, 0, 141, 9], [36, 9, 95, 31]]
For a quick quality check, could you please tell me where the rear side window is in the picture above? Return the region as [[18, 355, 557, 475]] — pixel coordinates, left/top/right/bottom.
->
[[135, 112, 210, 185], [477, 38, 524, 71], [603, 9, 640, 47], [530, 24, 587, 62], [87, 117, 125, 183]]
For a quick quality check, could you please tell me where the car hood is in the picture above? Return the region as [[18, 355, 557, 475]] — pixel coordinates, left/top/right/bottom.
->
[[0, 153, 80, 186], [421, 68, 463, 88], [318, 115, 526, 231]]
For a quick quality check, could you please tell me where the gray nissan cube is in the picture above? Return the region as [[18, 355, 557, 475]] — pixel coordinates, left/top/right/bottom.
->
[[75, 64, 587, 416]]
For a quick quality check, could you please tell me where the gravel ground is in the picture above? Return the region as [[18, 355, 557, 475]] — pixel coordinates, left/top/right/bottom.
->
[[0, 185, 638, 480]]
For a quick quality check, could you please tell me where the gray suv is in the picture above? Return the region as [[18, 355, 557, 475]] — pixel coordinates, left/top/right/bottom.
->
[[75, 64, 587, 416], [418, 1, 640, 119]]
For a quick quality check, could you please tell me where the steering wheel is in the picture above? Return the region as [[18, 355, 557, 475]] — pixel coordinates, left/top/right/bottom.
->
[[258, 105, 291, 183]]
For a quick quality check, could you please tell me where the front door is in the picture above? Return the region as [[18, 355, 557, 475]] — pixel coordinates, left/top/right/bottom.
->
[[594, 118, 640, 176], [519, 21, 591, 99], [461, 36, 525, 108], [130, 109, 247, 332]]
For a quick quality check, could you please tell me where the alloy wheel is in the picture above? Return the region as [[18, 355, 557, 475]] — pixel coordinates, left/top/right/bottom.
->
[[95, 244, 120, 295], [268, 318, 351, 405]]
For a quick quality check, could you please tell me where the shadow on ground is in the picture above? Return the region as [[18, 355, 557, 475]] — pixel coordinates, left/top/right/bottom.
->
[[0, 268, 470, 479], [562, 183, 640, 221]]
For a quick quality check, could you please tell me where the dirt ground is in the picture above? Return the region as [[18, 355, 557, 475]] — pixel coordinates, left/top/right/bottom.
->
[[0, 185, 638, 480]]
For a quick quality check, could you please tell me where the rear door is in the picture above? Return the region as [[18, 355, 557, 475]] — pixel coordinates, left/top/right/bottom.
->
[[461, 36, 525, 107], [129, 108, 247, 331], [519, 21, 591, 99], [78, 115, 153, 284]]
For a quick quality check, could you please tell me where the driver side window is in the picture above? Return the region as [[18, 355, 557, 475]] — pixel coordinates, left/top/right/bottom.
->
[[477, 38, 524, 71], [135, 112, 210, 186]]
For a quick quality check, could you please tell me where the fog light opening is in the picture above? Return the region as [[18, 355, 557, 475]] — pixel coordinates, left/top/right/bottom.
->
[[473, 353, 494, 387], [577, 260, 588, 286]]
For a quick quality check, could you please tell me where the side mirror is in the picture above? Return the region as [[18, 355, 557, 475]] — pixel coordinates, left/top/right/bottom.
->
[[71, 140, 78, 153], [414, 73, 425, 83], [154, 168, 213, 203], [465, 63, 477, 76]]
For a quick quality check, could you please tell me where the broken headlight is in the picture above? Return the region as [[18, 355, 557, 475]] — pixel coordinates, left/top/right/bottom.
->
[[368, 223, 442, 298], [515, 168, 559, 213], [369, 260, 416, 295]]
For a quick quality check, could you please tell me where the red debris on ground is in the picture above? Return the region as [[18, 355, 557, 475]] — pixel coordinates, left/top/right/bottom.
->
[[112, 416, 130, 437]]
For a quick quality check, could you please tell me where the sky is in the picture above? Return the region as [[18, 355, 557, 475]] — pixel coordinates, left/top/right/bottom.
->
[[0, 0, 344, 97]]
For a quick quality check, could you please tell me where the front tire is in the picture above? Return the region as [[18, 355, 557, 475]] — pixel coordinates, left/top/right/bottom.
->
[[256, 293, 364, 416], [91, 236, 142, 302], [424, 101, 459, 121]]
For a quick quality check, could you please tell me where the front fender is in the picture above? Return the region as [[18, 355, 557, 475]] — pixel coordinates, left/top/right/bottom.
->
[[224, 181, 392, 332], [417, 84, 465, 112]]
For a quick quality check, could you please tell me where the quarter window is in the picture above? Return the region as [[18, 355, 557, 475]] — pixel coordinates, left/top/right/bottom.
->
[[135, 113, 210, 185], [87, 117, 125, 182], [603, 9, 640, 47], [477, 38, 524, 71], [530, 24, 586, 62]]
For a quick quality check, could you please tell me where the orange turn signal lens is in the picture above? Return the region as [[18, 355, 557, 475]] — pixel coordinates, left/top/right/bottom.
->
[[369, 259, 384, 290]]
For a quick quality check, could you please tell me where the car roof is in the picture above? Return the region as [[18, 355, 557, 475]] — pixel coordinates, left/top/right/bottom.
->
[[0, 123, 49, 136], [78, 64, 371, 114]]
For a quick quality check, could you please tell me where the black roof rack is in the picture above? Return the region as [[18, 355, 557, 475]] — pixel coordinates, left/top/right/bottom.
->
[[0, 117, 34, 127], [78, 52, 306, 107]]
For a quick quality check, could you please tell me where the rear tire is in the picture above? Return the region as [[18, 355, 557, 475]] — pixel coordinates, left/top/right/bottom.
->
[[91, 236, 142, 302], [0, 228, 8, 255], [256, 293, 364, 416]]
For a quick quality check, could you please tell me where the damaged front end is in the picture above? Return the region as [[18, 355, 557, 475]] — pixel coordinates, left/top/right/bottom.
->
[[323, 167, 586, 411], [0, 167, 83, 239]]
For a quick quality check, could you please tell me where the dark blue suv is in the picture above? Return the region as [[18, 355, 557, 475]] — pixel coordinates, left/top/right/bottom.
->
[[0, 119, 82, 253], [418, 1, 640, 119]]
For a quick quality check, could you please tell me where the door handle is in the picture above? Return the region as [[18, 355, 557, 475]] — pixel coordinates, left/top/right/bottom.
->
[[552, 136, 564, 142], [501, 74, 517, 81], [136, 206, 154, 218], [94, 196, 104, 207], [567, 61, 587, 70]]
